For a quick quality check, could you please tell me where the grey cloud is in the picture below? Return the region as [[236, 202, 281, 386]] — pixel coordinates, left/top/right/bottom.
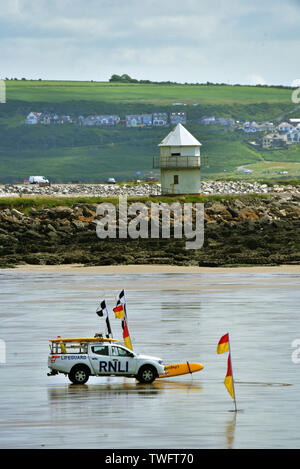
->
[[1, 0, 299, 84]]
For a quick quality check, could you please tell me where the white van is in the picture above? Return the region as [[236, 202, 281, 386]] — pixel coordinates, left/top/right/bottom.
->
[[28, 176, 49, 184]]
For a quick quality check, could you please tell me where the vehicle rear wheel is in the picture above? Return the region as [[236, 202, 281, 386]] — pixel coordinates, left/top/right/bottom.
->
[[136, 365, 157, 384], [68, 365, 90, 384]]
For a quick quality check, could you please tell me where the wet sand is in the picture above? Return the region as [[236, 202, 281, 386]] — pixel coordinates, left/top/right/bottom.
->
[[11, 263, 300, 275], [1, 266, 300, 448]]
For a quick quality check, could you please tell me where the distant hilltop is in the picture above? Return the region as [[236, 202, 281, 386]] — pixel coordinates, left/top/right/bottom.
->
[[1, 74, 296, 90]]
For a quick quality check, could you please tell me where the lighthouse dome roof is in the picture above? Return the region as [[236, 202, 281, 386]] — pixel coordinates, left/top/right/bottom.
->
[[159, 123, 201, 147]]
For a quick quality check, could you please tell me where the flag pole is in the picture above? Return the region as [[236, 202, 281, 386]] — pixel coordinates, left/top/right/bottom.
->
[[123, 289, 133, 349], [123, 289, 128, 319], [228, 333, 237, 412], [118, 289, 133, 351], [106, 314, 113, 339]]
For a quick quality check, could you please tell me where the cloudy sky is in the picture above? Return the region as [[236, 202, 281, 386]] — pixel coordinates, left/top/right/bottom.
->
[[1, 0, 300, 85]]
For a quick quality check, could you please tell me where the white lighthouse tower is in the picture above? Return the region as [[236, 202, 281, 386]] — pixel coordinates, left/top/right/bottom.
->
[[153, 123, 201, 195]]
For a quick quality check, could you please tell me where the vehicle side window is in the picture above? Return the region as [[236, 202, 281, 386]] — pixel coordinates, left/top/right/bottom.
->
[[111, 346, 132, 357], [91, 346, 109, 356]]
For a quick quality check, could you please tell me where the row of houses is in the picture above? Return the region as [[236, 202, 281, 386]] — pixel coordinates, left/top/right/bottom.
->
[[125, 112, 187, 127], [25, 111, 186, 127], [241, 120, 300, 135], [25, 112, 73, 125], [198, 116, 235, 127], [79, 115, 120, 127], [262, 128, 300, 148], [197, 117, 280, 132], [261, 120, 300, 149], [23, 113, 300, 148], [241, 121, 276, 133], [199, 117, 300, 135]]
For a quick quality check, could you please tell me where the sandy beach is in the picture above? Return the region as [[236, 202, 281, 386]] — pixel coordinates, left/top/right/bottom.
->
[[8, 263, 300, 274]]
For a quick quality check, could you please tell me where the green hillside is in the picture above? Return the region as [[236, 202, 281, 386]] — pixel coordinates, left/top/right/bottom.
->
[[0, 80, 299, 183], [5, 80, 293, 105]]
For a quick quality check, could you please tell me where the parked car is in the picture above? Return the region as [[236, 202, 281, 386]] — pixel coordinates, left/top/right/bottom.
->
[[28, 176, 49, 184], [107, 178, 116, 184]]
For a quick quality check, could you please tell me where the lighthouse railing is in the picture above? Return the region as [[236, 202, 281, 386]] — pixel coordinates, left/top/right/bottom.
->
[[153, 156, 201, 169]]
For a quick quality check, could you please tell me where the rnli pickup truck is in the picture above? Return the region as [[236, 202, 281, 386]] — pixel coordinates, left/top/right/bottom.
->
[[47, 337, 166, 384]]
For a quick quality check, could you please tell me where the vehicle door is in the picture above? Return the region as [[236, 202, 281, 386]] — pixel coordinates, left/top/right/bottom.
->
[[110, 345, 137, 375], [89, 344, 111, 375]]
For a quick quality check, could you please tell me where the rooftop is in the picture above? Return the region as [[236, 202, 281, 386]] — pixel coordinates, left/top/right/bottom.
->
[[159, 123, 201, 147]]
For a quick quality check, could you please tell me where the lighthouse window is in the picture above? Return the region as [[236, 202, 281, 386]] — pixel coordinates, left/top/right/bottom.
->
[[174, 175, 179, 184]]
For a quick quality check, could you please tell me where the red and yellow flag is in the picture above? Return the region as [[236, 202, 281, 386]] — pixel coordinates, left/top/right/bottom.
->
[[217, 333, 229, 354], [114, 290, 133, 351], [122, 319, 133, 350], [224, 354, 235, 399], [113, 303, 125, 319]]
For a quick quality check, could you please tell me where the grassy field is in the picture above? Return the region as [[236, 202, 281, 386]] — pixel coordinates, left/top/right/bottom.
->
[[5, 80, 293, 105], [0, 193, 272, 212], [1, 80, 299, 183], [209, 161, 300, 180], [0, 143, 157, 182]]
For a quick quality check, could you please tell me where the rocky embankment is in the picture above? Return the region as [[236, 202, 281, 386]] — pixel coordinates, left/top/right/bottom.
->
[[1, 181, 300, 197], [0, 192, 299, 267]]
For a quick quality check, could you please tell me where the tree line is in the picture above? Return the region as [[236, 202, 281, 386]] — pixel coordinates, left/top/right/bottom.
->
[[109, 74, 294, 89]]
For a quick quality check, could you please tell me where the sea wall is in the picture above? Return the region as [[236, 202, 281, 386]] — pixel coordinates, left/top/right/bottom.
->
[[0, 192, 299, 267]]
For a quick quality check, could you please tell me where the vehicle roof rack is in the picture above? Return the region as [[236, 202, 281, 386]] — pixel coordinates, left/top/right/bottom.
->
[[49, 336, 119, 343]]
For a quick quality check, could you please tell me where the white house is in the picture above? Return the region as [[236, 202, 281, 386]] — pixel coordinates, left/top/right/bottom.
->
[[262, 133, 287, 149], [153, 123, 201, 195], [25, 112, 42, 124], [153, 113, 168, 126], [243, 121, 260, 133], [286, 129, 300, 144], [277, 122, 295, 133], [170, 112, 187, 125]]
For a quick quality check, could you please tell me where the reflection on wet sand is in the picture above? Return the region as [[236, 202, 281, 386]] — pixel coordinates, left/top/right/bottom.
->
[[225, 413, 236, 450], [48, 382, 164, 401], [48, 379, 203, 402]]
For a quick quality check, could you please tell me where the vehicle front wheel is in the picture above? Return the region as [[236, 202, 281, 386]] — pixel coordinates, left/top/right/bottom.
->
[[68, 365, 90, 384], [136, 365, 157, 384]]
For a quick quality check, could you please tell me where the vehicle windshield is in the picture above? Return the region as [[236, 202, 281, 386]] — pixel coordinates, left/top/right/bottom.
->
[[111, 346, 133, 357]]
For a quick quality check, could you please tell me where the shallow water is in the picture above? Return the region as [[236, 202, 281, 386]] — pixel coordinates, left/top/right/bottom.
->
[[0, 269, 300, 449]]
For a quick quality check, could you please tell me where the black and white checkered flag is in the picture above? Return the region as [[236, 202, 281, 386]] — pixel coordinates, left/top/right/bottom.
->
[[118, 289, 125, 305], [96, 300, 113, 338]]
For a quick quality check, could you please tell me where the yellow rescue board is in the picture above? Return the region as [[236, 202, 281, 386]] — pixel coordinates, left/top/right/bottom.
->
[[158, 362, 204, 378], [50, 337, 119, 343]]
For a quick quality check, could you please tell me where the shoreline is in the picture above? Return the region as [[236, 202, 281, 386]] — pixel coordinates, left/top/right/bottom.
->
[[5, 263, 300, 274]]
